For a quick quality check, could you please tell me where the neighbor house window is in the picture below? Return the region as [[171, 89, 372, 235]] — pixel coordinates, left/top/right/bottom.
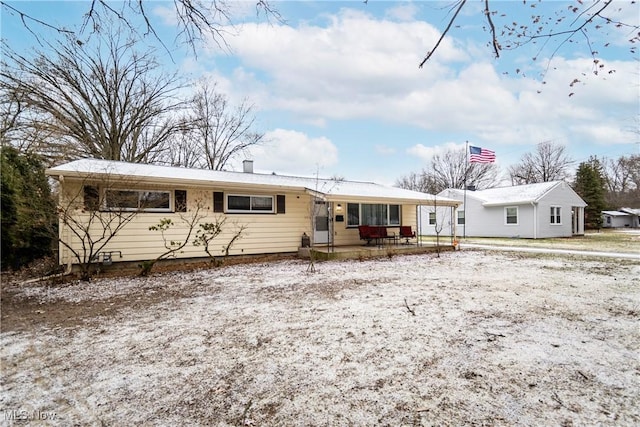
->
[[227, 194, 274, 213], [429, 212, 436, 225], [347, 203, 401, 226], [104, 189, 171, 212], [505, 207, 518, 225], [457, 210, 465, 225], [550, 206, 561, 224]]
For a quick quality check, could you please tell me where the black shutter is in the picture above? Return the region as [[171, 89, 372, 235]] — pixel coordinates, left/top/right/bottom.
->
[[83, 186, 99, 210], [277, 195, 285, 214], [175, 190, 187, 212], [213, 191, 224, 212]]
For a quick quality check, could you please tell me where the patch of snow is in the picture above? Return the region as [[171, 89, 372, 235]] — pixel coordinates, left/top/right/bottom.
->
[[2, 252, 639, 425]]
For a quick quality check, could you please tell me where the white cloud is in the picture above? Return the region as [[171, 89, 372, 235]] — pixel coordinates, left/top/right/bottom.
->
[[407, 142, 465, 163], [375, 145, 396, 155], [248, 129, 338, 176], [197, 5, 637, 166], [385, 3, 419, 22]]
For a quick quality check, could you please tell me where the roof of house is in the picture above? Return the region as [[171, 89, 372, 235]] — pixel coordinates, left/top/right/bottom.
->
[[620, 207, 640, 216], [47, 158, 461, 206], [440, 181, 587, 207], [602, 211, 630, 217]]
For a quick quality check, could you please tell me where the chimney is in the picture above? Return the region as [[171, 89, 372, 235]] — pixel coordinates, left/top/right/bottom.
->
[[243, 160, 254, 173]]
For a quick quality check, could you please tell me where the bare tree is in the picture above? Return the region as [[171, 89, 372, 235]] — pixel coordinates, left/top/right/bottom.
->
[[1, 0, 282, 56], [193, 216, 247, 266], [418, 0, 639, 79], [509, 141, 573, 185], [602, 154, 640, 207], [395, 171, 439, 194], [140, 200, 208, 276], [167, 80, 264, 170], [53, 174, 141, 280], [397, 147, 499, 193], [0, 26, 185, 164]]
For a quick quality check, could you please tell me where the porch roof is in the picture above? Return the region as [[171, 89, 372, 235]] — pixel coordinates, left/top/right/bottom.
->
[[47, 159, 461, 207]]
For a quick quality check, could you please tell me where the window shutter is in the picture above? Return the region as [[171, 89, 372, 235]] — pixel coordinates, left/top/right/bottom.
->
[[213, 191, 224, 213], [277, 195, 286, 214], [175, 190, 187, 212], [83, 186, 99, 210]]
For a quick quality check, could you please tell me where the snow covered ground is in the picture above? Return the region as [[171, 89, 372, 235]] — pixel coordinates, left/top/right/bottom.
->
[[1, 250, 639, 426]]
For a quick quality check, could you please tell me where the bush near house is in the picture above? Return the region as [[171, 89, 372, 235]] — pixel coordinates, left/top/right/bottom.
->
[[0, 147, 57, 270]]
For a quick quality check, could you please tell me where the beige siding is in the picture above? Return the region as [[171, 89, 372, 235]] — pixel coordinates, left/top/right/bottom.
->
[[58, 180, 312, 265], [57, 180, 428, 265]]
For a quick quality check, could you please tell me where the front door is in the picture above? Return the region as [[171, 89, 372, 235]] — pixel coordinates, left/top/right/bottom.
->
[[314, 201, 329, 244]]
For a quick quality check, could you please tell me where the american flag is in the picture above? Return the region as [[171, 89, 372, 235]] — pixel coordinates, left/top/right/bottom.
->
[[469, 146, 496, 163]]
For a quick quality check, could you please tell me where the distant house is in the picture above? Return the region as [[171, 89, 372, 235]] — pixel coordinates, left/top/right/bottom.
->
[[602, 208, 640, 228], [46, 159, 460, 266], [420, 181, 587, 239]]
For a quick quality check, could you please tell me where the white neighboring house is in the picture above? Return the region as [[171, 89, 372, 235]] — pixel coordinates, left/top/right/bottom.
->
[[420, 181, 587, 239], [602, 208, 640, 228]]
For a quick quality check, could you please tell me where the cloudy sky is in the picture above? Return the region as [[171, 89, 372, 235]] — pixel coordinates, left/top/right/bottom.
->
[[3, 1, 639, 185]]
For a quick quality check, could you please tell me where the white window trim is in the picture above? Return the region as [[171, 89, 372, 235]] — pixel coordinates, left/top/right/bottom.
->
[[505, 206, 518, 225], [226, 194, 274, 213], [428, 212, 437, 225], [103, 189, 172, 213], [550, 206, 562, 225], [457, 210, 465, 225]]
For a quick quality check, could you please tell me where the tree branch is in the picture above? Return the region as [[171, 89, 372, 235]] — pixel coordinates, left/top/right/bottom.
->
[[419, 0, 466, 68]]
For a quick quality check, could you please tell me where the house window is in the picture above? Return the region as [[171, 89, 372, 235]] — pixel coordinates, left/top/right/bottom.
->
[[347, 203, 360, 226], [428, 212, 436, 225], [457, 210, 465, 225], [505, 207, 518, 225], [550, 206, 561, 224], [104, 189, 171, 212], [389, 204, 400, 226], [227, 194, 274, 213], [347, 203, 401, 226]]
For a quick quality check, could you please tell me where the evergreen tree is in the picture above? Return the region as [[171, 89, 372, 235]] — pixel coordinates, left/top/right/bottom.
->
[[573, 157, 607, 230], [0, 146, 57, 270]]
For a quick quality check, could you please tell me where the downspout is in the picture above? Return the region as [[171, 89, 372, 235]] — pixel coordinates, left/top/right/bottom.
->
[[452, 205, 457, 247], [531, 201, 537, 239]]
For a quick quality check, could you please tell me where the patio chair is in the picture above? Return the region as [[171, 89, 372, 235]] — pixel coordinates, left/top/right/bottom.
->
[[399, 226, 416, 244], [358, 225, 373, 245]]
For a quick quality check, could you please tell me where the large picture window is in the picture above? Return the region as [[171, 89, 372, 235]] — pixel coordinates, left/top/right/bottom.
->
[[346, 203, 400, 226], [227, 194, 274, 213], [105, 189, 171, 212]]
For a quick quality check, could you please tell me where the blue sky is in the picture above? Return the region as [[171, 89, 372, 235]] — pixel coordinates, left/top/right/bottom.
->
[[2, 1, 639, 185]]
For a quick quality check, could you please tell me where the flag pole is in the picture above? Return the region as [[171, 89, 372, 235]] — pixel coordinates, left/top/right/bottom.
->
[[463, 141, 468, 239]]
